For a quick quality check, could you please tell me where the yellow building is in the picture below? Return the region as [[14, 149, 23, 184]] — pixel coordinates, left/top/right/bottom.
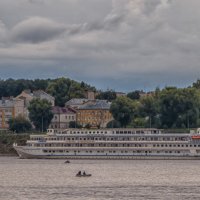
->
[[76, 100, 113, 128], [0, 98, 25, 129]]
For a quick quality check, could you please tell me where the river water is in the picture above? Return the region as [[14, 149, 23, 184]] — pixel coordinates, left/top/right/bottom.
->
[[1, 157, 200, 200]]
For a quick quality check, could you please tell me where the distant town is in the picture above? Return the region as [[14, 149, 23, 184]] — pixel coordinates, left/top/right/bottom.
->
[[1, 77, 200, 133], [1, 89, 114, 130]]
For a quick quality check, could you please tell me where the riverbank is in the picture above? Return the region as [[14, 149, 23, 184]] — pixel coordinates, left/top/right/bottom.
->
[[0, 133, 29, 155]]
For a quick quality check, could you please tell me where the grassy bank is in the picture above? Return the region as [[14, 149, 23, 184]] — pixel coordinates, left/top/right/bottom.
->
[[0, 133, 30, 155]]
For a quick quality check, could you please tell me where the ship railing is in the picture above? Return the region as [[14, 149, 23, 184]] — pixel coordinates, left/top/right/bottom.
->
[[40, 146, 198, 151]]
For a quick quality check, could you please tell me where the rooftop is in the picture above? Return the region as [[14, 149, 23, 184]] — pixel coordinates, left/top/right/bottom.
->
[[65, 98, 88, 106], [52, 106, 76, 114], [78, 100, 111, 110]]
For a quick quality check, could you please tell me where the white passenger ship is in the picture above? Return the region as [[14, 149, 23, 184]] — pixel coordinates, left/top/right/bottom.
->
[[13, 128, 200, 159]]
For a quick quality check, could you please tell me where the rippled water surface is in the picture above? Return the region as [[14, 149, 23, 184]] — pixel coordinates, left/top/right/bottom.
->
[[1, 157, 200, 200]]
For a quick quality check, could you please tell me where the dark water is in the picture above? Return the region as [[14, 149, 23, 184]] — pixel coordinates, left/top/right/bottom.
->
[[1, 157, 200, 200]]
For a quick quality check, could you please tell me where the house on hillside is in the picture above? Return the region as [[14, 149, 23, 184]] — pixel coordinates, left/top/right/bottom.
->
[[65, 98, 88, 109], [84, 90, 96, 100], [0, 97, 25, 129], [15, 90, 55, 120], [76, 100, 113, 128], [116, 92, 126, 97], [49, 106, 76, 129], [16, 90, 55, 107], [32, 90, 55, 106], [139, 91, 155, 98]]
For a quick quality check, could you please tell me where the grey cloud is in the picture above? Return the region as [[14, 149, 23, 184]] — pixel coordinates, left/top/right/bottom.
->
[[103, 13, 125, 30], [143, 0, 166, 15], [64, 1, 125, 36], [83, 13, 124, 32], [0, 0, 200, 92], [66, 13, 124, 36], [0, 20, 7, 43], [28, 0, 44, 4], [11, 17, 66, 43]]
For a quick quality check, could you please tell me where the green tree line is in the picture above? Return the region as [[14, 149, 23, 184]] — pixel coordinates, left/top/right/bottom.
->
[[3, 77, 200, 131], [0, 78, 95, 106], [110, 83, 200, 129]]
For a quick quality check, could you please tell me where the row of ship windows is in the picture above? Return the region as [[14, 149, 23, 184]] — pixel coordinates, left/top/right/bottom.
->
[[69, 131, 108, 134], [47, 130, 160, 135], [33, 143, 199, 147], [32, 137, 188, 141], [68, 130, 160, 134], [43, 150, 182, 154], [153, 144, 200, 147]]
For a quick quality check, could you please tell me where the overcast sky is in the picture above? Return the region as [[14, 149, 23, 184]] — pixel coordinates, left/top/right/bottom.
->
[[0, 0, 200, 92]]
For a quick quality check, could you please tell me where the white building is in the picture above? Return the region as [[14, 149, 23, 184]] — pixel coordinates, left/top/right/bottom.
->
[[49, 106, 76, 129]]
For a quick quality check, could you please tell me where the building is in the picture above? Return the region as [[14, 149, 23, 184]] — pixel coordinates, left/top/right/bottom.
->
[[16, 90, 55, 119], [0, 97, 25, 129], [84, 90, 96, 100], [139, 91, 155, 98], [65, 98, 88, 109], [32, 90, 55, 106], [65, 90, 96, 109], [76, 100, 113, 128], [116, 92, 126, 97], [49, 106, 76, 129], [16, 90, 55, 107]]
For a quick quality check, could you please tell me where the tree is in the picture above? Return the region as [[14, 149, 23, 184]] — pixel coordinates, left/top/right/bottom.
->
[[138, 95, 159, 128], [85, 123, 92, 129], [110, 96, 138, 127], [127, 90, 140, 100], [96, 90, 117, 101], [28, 98, 53, 131], [47, 78, 94, 106], [0, 78, 51, 98], [158, 87, 200, 128], [69, 121, 82, 128], [8, 115, 32, 133], [192, 79, 200, 89], [106, 120, 121, 128]]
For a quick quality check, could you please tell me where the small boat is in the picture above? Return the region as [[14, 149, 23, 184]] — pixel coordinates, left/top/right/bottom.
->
[[64, 160, 70, 163], [76, 171, 92, 177], [76, 174, 92, 177]]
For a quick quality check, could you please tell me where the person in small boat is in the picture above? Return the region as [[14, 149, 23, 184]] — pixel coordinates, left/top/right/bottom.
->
[[83, 171, 86, 175], [77, 171, 81, 176]]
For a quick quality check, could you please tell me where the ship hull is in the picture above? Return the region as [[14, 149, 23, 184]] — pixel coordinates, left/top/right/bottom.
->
[[14, 146, 200, 160]]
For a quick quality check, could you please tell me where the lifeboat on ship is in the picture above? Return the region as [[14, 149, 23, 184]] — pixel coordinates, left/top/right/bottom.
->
[[192, 135, 200, 139]]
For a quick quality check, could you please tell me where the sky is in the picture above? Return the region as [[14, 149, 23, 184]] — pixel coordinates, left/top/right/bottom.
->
[[0, 0, 200, 92]]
